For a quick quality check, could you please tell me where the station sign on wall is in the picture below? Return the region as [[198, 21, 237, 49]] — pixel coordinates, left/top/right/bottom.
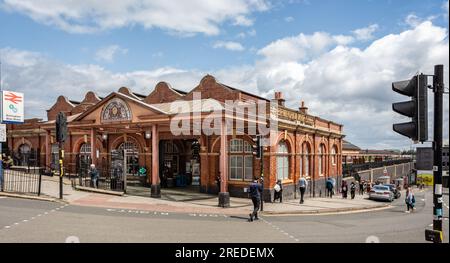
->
[[1, 90, 24, 123]]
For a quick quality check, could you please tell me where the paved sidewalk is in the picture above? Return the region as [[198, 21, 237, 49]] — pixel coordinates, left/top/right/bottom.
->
[[25, 177, 393, 216]]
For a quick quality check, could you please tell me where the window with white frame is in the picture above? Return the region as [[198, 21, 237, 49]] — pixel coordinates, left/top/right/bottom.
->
[[331, 146, 337, 165], [319, 144, 326, 176], [304, 143, 310, 176], [318, 145, 323, 175], [229, 139, 253, 180], [276, 141, 289, 180]]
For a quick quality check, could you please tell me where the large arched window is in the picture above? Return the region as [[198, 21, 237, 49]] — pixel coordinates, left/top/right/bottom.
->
[[79, 143, 91, 155], [318, 145, 322, 175], [276, 141, 289, 180], [331, 146, 337, 165], [318, 144, 326, 176], [229, 139, 253, 181], [303, 143, 310, 177]]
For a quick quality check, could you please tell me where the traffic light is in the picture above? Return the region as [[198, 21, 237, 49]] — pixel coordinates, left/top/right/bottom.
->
[[252, 135, 261, 159], [55, 112, 68, 143], [392, 74, 428, 142]]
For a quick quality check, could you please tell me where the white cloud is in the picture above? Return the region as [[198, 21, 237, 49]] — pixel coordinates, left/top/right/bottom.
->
[[0, 0, 269, 35], [257, 31, 354, 62], [284, 16, 294, 22], [404, 13, 424, 27], [236, 29, 256, 38], [233, 15, 253, 26], [2, 21, 448, 150], [213, 41, 245, 51], [95, 45, 128, 63], [254, 21, 449, 149], [352, 24, 379, 41]]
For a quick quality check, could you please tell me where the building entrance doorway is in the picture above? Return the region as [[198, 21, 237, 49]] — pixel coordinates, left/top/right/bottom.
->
[[159, 139, 201, 191]]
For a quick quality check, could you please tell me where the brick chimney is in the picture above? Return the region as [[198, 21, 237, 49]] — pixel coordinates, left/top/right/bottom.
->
[[272, 91, 285, 106], [299, 100, 308, 114]]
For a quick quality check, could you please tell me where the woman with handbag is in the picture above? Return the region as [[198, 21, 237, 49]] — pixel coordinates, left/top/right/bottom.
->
[[405, 187, 415, 213], [273, 180, 283, 203]]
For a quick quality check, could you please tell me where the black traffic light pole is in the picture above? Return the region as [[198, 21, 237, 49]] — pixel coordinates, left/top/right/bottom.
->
[[260, 136, 264, 212], [56, 112, 67, 200], [59, 141, 64, 199], [432, 64, 444, 243]]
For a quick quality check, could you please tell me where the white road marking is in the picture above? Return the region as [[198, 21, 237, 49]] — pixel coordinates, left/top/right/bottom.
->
[[22, 220, 28, 222], [261, 217, 299, 242], [30, 217, 35, 220], [37, 214, 42, 217], [14, 223, 19, 225], [429, 223, 433, 227], [4, 226, 10, 229]]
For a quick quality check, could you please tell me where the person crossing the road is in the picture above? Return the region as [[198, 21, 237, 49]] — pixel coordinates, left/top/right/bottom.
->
[[350, 182, 356, 199], [248, 178, 263, 222], [405, 187, 415, 213]]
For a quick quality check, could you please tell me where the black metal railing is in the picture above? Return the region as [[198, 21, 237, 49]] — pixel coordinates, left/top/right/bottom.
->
[[73, 161, 125, 192], [0, 167, 42, 196]]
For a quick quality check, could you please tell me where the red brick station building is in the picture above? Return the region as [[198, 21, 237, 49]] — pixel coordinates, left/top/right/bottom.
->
[[6, 75, 344, 206]]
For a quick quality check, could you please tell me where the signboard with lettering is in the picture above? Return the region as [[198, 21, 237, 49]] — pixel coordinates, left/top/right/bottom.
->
[[2, 90, 24, 123], [275, 106, 315, 126]]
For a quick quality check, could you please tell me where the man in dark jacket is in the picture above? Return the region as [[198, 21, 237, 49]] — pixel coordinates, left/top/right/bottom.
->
[[248, 178, 263, 222]]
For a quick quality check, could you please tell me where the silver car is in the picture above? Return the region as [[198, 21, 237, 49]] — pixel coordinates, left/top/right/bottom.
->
[[369, 185, 394, 202]]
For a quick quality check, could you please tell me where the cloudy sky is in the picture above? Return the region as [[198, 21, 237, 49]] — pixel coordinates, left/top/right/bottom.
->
[[1, 0, 448, 150]]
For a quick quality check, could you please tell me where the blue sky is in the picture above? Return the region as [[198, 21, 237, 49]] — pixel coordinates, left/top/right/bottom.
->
[[0, 0, 449, 149]]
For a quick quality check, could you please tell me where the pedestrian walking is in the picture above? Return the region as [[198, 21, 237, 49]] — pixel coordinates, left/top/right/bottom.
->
[[298, 177, 308, 204], [341, 181, 348, 199], [89, 164, 99, 188], [273, 179, 283, 203], [359, 180, 364, 195], [326, 178, 333, 198], [350, 182, 356, 199], [405, 187, 415, 213], [248, 178, 263, 222]]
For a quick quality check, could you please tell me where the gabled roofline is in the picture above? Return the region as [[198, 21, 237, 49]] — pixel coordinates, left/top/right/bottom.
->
[[73, 92, 168, 122]]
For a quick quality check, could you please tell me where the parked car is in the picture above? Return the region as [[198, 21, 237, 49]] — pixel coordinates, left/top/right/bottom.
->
[[384, 184, 401, 199], [369, 185, 394, 202]]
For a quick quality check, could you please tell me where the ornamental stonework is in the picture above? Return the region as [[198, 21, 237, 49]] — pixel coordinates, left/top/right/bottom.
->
[[101, 98, 132, 122]]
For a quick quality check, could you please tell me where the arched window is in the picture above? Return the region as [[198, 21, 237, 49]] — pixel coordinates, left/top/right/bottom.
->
[[318, 145, 323, 175], [276, 141, 289, 180], [79, 143, 91, 155], [331, 146, 337, 165], [303, 143, 310, 176], [318, 144, 326, 176], [229, 139, 253, 181]]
